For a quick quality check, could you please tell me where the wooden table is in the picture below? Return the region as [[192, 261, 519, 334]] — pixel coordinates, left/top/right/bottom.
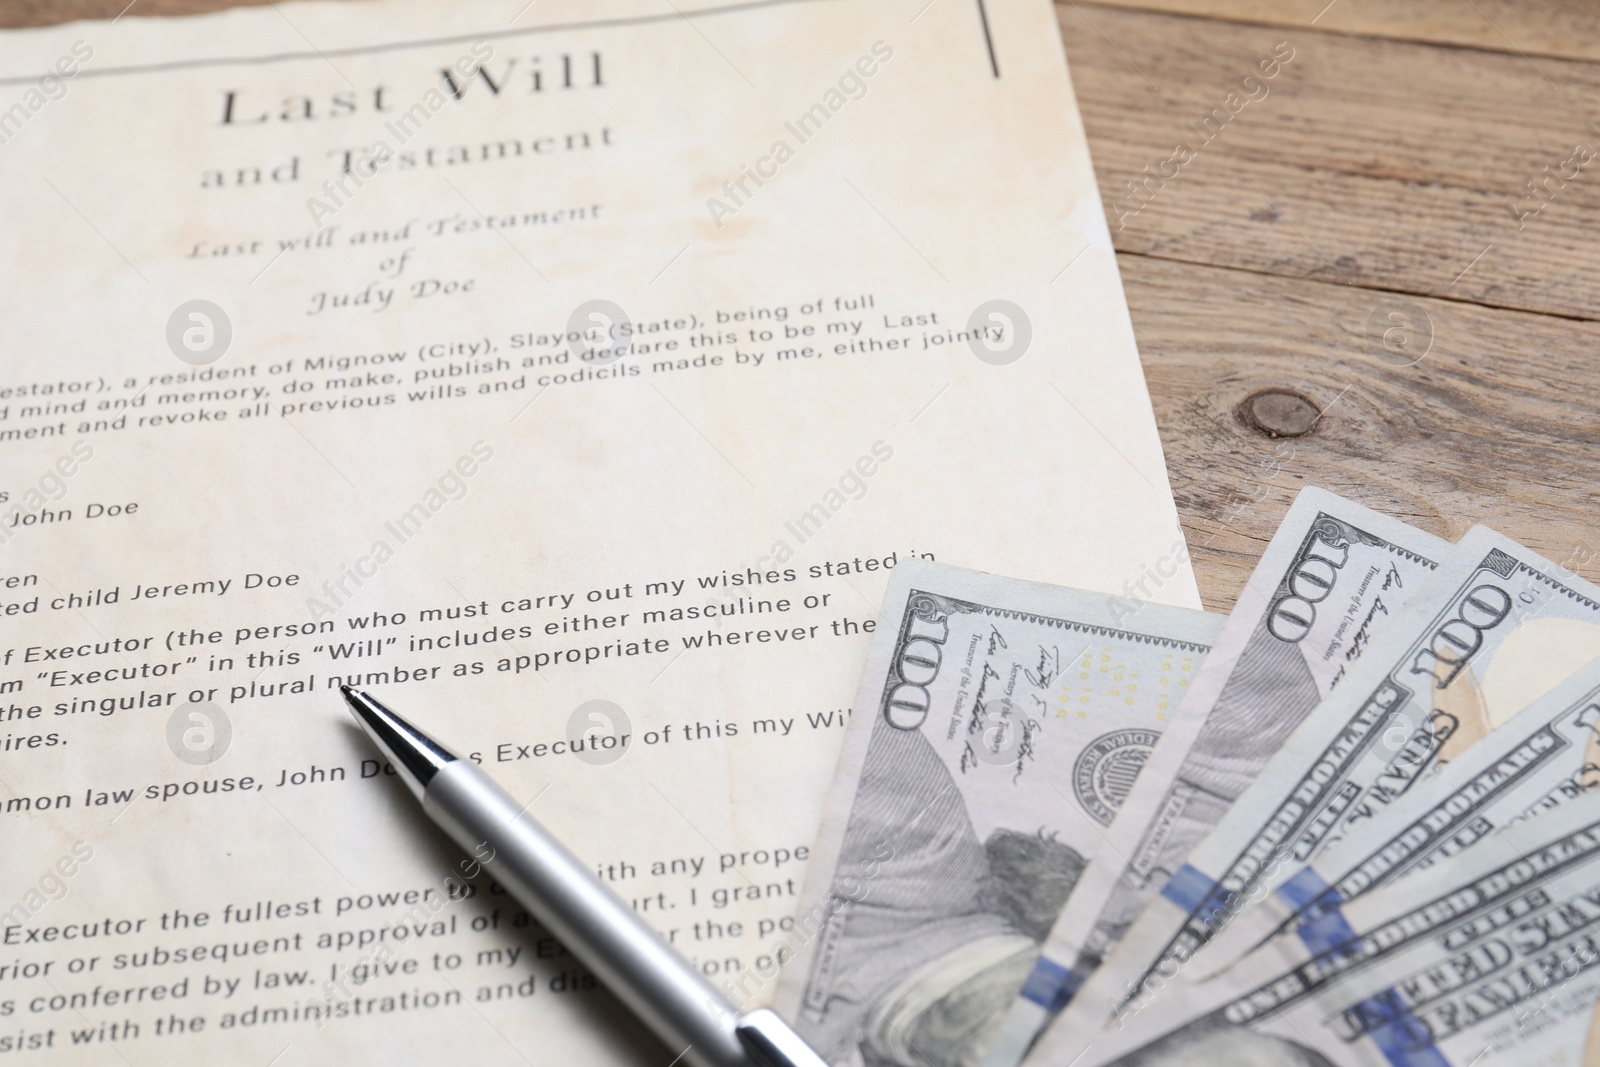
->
[[5, 0, 1596, 611]]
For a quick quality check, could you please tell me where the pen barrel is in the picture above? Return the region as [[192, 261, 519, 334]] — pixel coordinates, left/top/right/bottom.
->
[[423, 761, 753, 1067]]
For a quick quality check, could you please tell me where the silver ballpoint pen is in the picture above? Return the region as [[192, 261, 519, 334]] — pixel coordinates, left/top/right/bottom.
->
[[340, 686, 829, 1067]]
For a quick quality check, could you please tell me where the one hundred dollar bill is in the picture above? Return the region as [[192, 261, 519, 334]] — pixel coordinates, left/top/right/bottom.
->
[[1201, 653, 1600, 974], [1074, 789, 1600, 1067], [984, 487, 1449, 1067], [770, 558, 1222, 1067], [1037, 527, 1600, 1062]]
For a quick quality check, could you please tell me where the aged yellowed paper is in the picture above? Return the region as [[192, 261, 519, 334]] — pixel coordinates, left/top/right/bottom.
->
[[0, 0, 1197, 1061]]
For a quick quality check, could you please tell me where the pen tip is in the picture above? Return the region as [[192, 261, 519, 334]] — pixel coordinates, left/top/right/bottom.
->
[[337, 687, 456, 800]]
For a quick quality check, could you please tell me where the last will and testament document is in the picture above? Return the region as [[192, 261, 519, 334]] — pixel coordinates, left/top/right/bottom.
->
[[0, 0, 1198, 1062]]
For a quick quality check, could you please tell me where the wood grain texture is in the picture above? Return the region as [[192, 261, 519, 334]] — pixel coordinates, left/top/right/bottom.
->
[[1126, 252, 1600, 610], [1078, 0, 1600, 64], [1060, 3, 1600, 322], [0, 0, 271, 28]]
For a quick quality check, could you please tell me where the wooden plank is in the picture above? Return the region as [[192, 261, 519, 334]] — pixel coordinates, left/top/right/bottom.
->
[[1123, 252, 1600, 610], [1077, 0, 1600, 65], [0, 0, 275, 27], [1060, 3, 1600, 321]]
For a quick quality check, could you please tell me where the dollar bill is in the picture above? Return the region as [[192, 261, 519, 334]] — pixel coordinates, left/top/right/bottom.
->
[[1199, 653, 1600, 975], [1036, 526, 1600, 1062], [983, 488, 1449, 1066], [1074, 789, 1600, 1067], [770, 558, 1222, 1067]]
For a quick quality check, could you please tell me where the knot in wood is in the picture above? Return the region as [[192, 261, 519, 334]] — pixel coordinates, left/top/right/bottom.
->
[[1240, 389, 1321, 438]]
